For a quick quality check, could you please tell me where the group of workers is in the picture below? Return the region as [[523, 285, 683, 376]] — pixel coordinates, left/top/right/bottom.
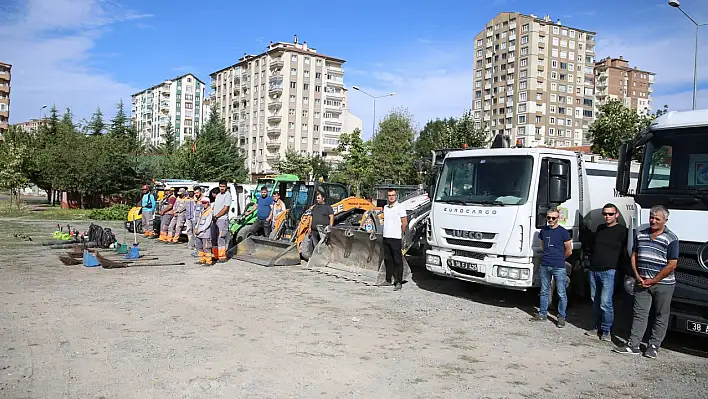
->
[[138, 181, 231, 265]]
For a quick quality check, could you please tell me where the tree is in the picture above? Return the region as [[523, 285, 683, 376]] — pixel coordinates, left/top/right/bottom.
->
[[370, 108, 417, 186], [336, 128, 372, 196], [109, 100, 129, 136], [0, 126, 32, 207], [310, 154, 332, 181], [86, 106, 106, 136], [187, 107, 248, 182], [273, 149, 312, 179], [454, 110, 490, 148], [589, 100, 671, 160], [159, 121, 177, 156]]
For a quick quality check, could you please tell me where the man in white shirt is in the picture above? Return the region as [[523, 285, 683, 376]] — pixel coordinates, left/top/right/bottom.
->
[[382, 189, 408, 291]]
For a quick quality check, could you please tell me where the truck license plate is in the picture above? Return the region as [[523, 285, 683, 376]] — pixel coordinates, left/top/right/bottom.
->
[[450, 260, 479, 271], [687, 320, 708, 335]]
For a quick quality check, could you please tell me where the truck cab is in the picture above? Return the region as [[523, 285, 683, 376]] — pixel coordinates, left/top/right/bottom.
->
[[616, 109, 708, 336], [425, 147, 634, 293]]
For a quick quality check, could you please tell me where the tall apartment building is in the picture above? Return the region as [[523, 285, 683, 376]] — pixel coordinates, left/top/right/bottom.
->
[[0, 62, 11, 136], [594, 56, 654, 115], [472, 13, 597, 148], [210, 36, 362, 177], [15, 118, 46, 133], [131, 73, 206, 148]]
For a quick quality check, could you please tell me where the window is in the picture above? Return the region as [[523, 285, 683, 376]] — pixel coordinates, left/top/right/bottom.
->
[[518, 103, 527, 113], [289, 122, 295, 129], [291, 55, 297, 62], [518, 115, 526, 123], [290, 82, 296, 89], [536, 115, 542, 123], [519, 81, 527, 89], [315, 85, 321, 92], [518, 92, 527, 101], [550, 105, 556, 113], [551, 71, 558, 80], [314, 112, 321, 119], [583, 110, 594, 118], [521, 47, 529, 56], [304, 57, 310, 64], [550, 117, 556, 124], [521, 35, 528, 44], [552, 37, 559, 46], [303, 97, 309, 104], [520, 58, 528, 67], [289, 95, 296, 103], [553, 26, 559, 34], [303, 83, 309, 90], [522, 23, 529, 32], [289, 108, 296, 116], [552, 48, 558, 57]]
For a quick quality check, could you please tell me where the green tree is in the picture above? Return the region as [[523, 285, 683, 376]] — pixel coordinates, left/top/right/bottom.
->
[[454, 110, 490, 148], [336, 128, 371, 196], [159, 121, 177, 156], [109, 100, 129, 136], [588, 99, 649, 159], [86, 106, 106, 136], [187, 107, 248, 182], [273, 149, 312, 179], [414, 117, 458, 159], [370, 108, 416, 185], [0, 126, 32, 207], [310, 154, 332, 181]]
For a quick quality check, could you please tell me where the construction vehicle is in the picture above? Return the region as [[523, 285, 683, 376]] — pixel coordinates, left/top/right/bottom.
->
[[615, 109, 708, 337], [424, 140, 640, 297], [232, 180, 377, 266], [228, 174, 300, 244]]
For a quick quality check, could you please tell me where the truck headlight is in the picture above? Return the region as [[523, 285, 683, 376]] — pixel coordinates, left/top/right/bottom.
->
[[497, 266, 530, 280], [426, 254, 441, 266]]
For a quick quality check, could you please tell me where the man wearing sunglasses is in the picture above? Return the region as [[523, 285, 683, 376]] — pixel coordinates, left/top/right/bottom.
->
[[530, 207, 572, 327], [584, 203, 628, 341]]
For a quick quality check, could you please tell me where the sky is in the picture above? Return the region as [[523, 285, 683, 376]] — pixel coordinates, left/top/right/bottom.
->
[[2, 0, 708, 138]]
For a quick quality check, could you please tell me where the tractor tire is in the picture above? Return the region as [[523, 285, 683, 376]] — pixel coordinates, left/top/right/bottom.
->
[[235, 223, 259, 244]]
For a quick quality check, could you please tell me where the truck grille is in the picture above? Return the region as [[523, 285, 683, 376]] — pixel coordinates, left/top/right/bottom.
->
[[675, 241, 708, 289], [454, 249, 486, 260], [445, 238, 493, 249], [443, 229, 496, 240]]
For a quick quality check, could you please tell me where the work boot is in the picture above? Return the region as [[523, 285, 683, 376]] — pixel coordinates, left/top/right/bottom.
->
[[557, 317, 566, 328], [393, 282, 402, 291], [529, 314, 547, 322], [218, 248, 227, 263]]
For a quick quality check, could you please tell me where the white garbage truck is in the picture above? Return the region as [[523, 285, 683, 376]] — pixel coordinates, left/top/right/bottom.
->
[[615, 109, 708, 336], [425, 146, 637, 296]]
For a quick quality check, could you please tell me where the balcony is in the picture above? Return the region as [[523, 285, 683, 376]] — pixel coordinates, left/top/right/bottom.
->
[[483, 105, 491, 111], [266, 140, 280, 148], [269, 73, 283, 81], [266, 153, 279, 161], [327, 78, 344, 87], [267, 126, 281, 135], [269, 85, 283, 95], [484, 83, 491, 90], [484, 94, 491, 101], [267, 113, 282, 121], [210, 81, 216, 89], [270, 59, 284, 69], [268, 100, 282, 109], [326, 64, 343, 73]]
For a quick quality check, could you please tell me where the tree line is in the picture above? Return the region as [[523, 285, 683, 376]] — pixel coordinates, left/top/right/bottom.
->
[[0, 97, 666, 208]]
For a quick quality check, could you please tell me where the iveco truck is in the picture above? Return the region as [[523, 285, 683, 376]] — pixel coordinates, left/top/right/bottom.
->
[[425, 146, 637, 295], [615, 109, 708, 336]]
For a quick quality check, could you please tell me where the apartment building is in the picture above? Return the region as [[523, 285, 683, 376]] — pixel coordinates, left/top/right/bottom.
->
[[210, 36, 362, 177], [15, 118, 46, 133], [0, 62, 11, 136], [472, 13, 597, 148], [594, 56, 654, 115], [131, 73, 206, 148]]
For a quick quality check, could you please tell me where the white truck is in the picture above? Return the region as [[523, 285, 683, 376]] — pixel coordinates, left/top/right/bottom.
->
[[425, 146, 637, 295], [615, 109, 708, 336]]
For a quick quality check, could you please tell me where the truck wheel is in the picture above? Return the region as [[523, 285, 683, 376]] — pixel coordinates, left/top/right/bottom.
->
[[236, 224, 259, 243]]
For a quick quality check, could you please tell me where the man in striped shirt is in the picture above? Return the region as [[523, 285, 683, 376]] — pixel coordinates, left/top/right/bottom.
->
[[614, 205, 678, 359]]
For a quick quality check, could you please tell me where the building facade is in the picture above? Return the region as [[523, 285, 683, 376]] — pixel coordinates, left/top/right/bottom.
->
[[0, 62, 11, 136], [15, 118, 46, 133], [131, 73, 206, 148], [472, 13, 597, 148], [594, 56, 654, 115], [210, 36, 361, 177]]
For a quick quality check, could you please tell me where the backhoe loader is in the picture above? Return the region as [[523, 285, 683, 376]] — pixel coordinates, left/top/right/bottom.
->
[[231, 180, 379, 266]]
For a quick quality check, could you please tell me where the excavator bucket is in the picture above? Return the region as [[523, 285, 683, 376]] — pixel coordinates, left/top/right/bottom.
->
[[233, 236, 302, 267], [306, 227, 412, 285]]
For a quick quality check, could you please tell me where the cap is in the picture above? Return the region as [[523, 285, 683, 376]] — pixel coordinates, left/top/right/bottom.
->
[[201, 197, 211, 204], [187, 187, 194, 192], [177, 188, 186, 195]]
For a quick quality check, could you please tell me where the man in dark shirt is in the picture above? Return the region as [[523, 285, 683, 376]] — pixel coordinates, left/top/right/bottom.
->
[[308, 190, 334, 246], [585, 203, 628, 340], [530, 207, 572, 327]]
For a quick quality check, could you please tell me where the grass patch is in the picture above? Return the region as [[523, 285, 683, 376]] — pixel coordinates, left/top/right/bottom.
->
[[0, 201, 91, 220]]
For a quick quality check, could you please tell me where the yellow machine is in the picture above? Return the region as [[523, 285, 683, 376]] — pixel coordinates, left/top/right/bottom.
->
[[233, 181, 381, 266]]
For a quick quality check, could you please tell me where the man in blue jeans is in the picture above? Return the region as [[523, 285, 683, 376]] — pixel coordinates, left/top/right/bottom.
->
[[585, 203, 627, 340], [530, 207, 572, 328]]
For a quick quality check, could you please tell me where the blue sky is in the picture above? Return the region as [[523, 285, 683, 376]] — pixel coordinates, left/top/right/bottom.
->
[[2, 0, 708, 138]]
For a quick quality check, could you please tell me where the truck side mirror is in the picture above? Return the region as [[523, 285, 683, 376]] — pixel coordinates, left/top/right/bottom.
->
[[549, 162, 569, 204], [616, 143, 631, 195]]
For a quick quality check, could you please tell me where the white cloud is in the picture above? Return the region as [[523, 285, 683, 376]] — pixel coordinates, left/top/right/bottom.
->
[[0, 0, 150, 123]]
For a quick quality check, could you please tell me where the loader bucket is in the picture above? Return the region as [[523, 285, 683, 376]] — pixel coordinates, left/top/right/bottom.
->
[[233, 236, 302, 267], [306, 227, 411, 285]]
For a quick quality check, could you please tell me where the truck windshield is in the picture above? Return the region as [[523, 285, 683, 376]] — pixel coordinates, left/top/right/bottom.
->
[[640, 132, 708, 193], [255, 179, 275, 193], [435, 156, 534, 205]]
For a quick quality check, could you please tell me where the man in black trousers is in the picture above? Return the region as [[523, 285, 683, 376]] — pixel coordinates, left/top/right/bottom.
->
[[382, 188, 408, 291]]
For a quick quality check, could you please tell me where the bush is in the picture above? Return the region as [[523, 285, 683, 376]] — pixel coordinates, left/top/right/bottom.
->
[[88, 204, 131, 221]]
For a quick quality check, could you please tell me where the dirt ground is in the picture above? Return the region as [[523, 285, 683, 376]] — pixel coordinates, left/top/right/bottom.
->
[[1, 219, 706, 399]]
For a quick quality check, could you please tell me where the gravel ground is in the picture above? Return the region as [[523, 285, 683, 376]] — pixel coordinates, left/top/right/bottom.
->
[[0, 219, 706, 399]]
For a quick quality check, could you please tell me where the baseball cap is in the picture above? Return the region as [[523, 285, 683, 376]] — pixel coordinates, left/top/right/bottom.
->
[[177, 188, 186, 195], [201, 197, 211, 204]]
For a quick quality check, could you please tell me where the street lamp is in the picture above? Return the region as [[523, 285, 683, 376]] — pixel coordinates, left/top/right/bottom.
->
[[668, 0, 707, 110], [39, 105, 47, 127], [351, 85, 396, 138]]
